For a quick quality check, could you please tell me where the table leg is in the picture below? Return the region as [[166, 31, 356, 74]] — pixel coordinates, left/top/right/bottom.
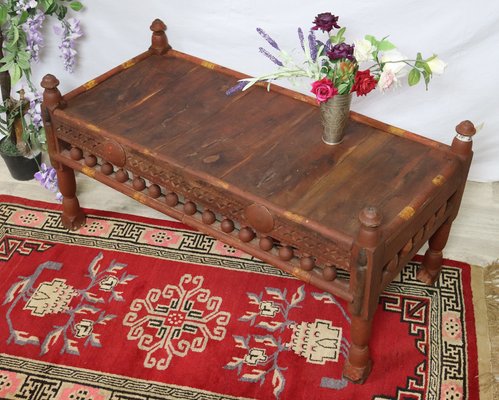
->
[[343, 315, 373, 383], [417, 220, 452, 285], [57, 164, 86, 230]]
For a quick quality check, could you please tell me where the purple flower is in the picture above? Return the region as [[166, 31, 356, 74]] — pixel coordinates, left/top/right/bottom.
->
[[225, 81, 246, 96], [34, 163, 62, 202], [54, 18, 83, 72], [259, 47, 283, 66], [308, 30, 318, 62], [298, 28, 305, 52], [327, 43, 355, 61], [312, 12, 340, 32], [23, 11, 45, 63], [256, 27, 280, 51], [23, 87, 43, 129]]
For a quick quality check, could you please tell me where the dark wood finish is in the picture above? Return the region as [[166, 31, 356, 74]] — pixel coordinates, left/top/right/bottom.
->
[[41, 19, 476, 384]]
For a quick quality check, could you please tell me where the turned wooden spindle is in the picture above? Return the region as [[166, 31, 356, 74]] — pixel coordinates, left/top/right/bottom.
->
[[148, 184, 161, 198], [149, 19, 171, 55], [101, 162, 114, 175], [165, 192, 179, 207], [221, 219, 235, 233], [184, 201, 197, 215], [202, 210, 216, 225], [115, 169, 129, 183]]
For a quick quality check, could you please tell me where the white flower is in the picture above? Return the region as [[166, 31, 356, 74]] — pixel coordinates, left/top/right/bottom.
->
[[353, 39, 375, 63], [381, 50, 407, 75], [427, 56, 447, 75], [378, 70, 398, 92]]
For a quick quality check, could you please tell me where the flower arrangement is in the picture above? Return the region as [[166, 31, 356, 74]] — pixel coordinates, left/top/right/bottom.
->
[[0, 0, 84, 158], [228, 11, 446, 104]]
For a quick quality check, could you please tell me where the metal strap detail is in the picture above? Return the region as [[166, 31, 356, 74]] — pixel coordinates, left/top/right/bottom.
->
[[456, 133, 473, 142]]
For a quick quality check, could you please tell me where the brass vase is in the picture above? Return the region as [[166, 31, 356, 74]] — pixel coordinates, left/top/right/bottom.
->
[[320, 94, 352, 145]]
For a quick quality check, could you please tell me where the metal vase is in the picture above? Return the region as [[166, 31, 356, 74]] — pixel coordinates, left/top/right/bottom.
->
[[320, 94, 352, 145]]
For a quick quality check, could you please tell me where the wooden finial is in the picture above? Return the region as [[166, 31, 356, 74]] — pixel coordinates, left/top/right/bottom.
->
[[357, 206, 382, 248], [41, 74, 65, 117], [149, 19, 171, 55], [452, 120, 476, 157]]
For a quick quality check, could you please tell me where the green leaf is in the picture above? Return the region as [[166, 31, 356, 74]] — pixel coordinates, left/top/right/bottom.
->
[[0, 5, 7, 26], [377, 39, 396, 52], [0, 61, 14, 73], [70, 2, 84, 11], [56, 6, 68, 19], [9, 64, 23, 86], [365, 35, 378, 46], [408, 68, 421, 86]]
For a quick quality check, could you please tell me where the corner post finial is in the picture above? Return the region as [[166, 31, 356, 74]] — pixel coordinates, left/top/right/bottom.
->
[[452, 120, 476, 157], [357, 206, 383, 248], [149, 19, 171, 55], [41, 74, 65, 118]]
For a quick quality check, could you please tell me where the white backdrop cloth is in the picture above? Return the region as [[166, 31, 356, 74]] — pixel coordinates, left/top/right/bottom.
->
[[27, 0, 499, 181]]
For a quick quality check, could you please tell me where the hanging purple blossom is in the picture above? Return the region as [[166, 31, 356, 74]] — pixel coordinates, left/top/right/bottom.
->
[[308, 31, 318, 62], [256, 27, 280, 51], [297, 28, 305, 52], [23, 87, 43, 129], [225, 81, 246, 96], [34, 163, 62, 202], [53, 18, 83, 73], [259, 47, 283, 67], [327, 43, 355, 61], [23, 10, 45, 63]]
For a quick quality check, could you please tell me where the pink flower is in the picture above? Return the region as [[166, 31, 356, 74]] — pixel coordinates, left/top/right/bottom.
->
[[311, 78, 338, 103], [378, 70, 397, 91]]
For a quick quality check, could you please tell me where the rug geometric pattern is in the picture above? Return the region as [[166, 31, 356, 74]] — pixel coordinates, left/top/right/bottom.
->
[[0, 195, 480, 399]]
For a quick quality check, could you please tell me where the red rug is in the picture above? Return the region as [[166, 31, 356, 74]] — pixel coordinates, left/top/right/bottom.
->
[[0, 195, 480, 399]]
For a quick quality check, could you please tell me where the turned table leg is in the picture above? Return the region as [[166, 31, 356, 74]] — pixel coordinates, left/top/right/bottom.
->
[[57, 164, 86, 230], [417, 220, 452, 285], [417, 120, 476, 286], [41, 74, 86, 231], [343, 315, 373, 383], [343, 206, 383, 383]]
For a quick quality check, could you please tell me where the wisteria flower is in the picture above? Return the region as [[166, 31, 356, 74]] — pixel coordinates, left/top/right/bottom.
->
[[23, 11, 45, 63], [23, 87, 43, 129], [54, 18, 83, 72], [34, 163, 62, 202]]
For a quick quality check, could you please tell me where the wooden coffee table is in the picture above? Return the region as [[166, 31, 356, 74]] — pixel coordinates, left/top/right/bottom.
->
[[41, 19, 476, 383]]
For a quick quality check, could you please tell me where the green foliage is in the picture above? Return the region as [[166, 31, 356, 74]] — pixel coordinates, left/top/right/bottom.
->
[[0, 0, 84, 157]]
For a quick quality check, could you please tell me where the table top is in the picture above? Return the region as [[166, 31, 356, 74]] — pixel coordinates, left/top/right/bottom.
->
[[55, 50, 463, 245]]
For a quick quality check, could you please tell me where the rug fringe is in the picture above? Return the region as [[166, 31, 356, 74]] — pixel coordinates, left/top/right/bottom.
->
[[483, 261, 499, 398]]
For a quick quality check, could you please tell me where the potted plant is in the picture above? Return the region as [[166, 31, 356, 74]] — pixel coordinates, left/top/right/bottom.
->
[[228, 11, 447, 145], [0, 0, 83, 180]]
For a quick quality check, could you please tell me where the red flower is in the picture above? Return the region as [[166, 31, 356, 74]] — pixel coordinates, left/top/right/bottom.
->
[[352, 70, 377, 96], [311, 78, 338, 103]]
